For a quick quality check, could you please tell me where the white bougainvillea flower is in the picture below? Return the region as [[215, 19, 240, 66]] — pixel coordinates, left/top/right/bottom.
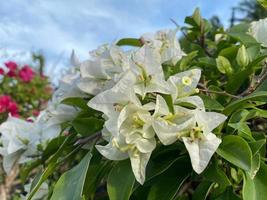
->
[[37, 97, 80, 142], [130, 45, 170, 97], [141, 29, 185, 64], [96, 102, 156, 184], [168, 68, 201, 100], [78, 44, 129, 95], [152, 95, 226, 173], [182, 110, 227, 174], [88, 71, 139, 118], [55, 52, 86, 100], [249, 18, 267, 47], [152, 95, 197, 145], [0, 116, 42, 173]]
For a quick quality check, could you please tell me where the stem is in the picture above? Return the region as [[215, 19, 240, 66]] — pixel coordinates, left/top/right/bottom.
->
[[75, 131, 102, 145], [199, 88, 240, 99], [239, 62, 267, 96]]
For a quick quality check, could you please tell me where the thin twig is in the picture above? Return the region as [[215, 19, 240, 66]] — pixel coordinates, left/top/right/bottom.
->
[[198, 83, 240, 99], [75, 131, 102, 145], [199, 88, 240, 99], [239, 62, 267, 96]]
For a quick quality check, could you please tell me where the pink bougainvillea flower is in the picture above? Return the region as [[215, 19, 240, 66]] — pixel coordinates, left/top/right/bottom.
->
[[0, 95, 11, 106], [0, 68, 4, 75], [0, 95, 11, 113], [5, 61, 18, 77], [7, 101, 19, 116], [18, 65, 35, 82], [0, 95, 19, 116]]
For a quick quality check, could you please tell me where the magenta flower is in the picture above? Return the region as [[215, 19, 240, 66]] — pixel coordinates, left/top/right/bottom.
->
[[5, 61, 18, 77], [0, 95, 19, 116], [18, 65, 35, 82]]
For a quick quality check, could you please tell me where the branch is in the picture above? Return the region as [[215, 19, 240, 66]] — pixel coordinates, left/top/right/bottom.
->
[[198, 83, 240, 99], [75, 131, 102, 145], [239, 62, 267, 96], [199, 88, 240, 99]]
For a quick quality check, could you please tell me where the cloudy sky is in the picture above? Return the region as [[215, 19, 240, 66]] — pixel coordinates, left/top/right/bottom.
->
[[0, 0, 241, 78]]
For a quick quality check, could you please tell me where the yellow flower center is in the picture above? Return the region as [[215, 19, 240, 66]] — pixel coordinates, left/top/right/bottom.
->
[[182, 76, 192, 86]]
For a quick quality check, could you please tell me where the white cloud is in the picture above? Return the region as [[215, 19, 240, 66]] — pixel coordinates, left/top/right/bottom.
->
[[0, 0, 240, 81]]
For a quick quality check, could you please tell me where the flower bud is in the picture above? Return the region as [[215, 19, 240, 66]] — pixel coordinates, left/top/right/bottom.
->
[[236, 45, 249, 68], [216, 56, 233, 75]]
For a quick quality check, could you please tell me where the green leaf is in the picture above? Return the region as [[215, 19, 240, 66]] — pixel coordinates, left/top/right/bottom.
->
[[216, 56, 233, 74], [257, 0, 267, 8], [116, 38, 142, 47], [192, 181, 214, 200], [217, 135, 252, 171], [248, 139, 266, 156], [203, 160, 231, 193], [51, 152, 92, 200], [27, 135, 74, 200], [107, 160, 135, 200], [83, 160, 111, 199], [198, 94, 224, 111], [227, 24, 258, 46], [179, 51, 198, 71], [42, 136, 65, 159], [146, 155, 188, 182], [223, 91, 267, 115], [161, 94, 174, 114], [214, 187, 241, 200], [248, 153, 261, 179], [146, 156, 191, 200], [72, 117, 104, 136], [243, 162, 267, 200], [61, 97, 90, 110], [228, 122, 254, 141], [236, 45, 249, 68]]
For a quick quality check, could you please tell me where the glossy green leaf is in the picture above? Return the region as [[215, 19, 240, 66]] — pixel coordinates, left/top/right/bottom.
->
[[223, 91, 267, 115], [62, 97, 90, 110], [147, 157, 191, 200], [116, 38, 142, 47], [248, 153, 261, 179], [107, 160, 135, 200], [243, 162, 267, 200], [199, 94, 224, 111], [228, 122, 254, 141], [27, 136, 74, 200], [72, 117, 104, 136], [217, 135, 252, 171], [203, 160, 231, 193], [50, 153, 92, 200], [214, 187, 241, 200], [192, 181, 214, 200], [248, 139, 266, 156]]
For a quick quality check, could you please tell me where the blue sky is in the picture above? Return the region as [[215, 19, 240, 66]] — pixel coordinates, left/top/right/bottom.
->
[[0, 0, 241, 79]]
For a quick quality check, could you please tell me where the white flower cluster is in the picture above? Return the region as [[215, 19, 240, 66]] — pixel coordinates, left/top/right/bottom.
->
[[0, 28, 227, 185], [83, 29, 227, 184]]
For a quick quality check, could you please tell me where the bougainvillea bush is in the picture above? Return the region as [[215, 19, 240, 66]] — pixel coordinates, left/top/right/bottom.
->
[[1, 8, 267, 200], [0, 61, 52, 122], [0, 60, 52, 199]]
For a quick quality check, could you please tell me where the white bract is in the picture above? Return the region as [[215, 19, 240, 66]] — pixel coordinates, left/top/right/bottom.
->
[[249, 18, 267, 47], [141, 29, 185, 64], [78, 44, 129, 95], [0, 116, 42, 173], [168, 68, 201, 99], [153, 95, 226, 174], [130, 45, 170, 97]]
